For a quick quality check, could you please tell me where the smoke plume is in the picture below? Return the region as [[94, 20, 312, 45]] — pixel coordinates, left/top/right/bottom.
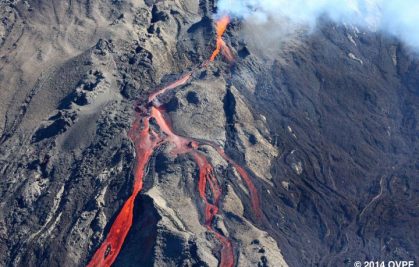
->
[[217, 0, 419, 50]]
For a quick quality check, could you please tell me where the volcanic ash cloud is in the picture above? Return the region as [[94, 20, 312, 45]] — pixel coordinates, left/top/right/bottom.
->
[[217, 0, 419, 51]]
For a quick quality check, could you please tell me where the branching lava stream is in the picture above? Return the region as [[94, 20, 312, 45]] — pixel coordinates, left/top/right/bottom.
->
[[87, 16, 261, 267]]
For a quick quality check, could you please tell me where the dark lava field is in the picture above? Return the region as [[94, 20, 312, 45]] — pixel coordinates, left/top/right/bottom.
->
[[0, 0, 418, 266]]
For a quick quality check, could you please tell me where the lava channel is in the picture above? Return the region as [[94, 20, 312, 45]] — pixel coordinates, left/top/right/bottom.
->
[[87, 15, 260, 267]]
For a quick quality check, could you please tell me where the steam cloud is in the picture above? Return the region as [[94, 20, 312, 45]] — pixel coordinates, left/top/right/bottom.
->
[[217, 0, 419, 50]]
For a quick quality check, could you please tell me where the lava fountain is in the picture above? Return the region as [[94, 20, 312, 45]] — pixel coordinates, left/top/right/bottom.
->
[[87, 15, 260, 267]]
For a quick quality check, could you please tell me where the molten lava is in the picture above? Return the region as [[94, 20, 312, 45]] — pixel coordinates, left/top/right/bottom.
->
[[87, 15, 260, 267], [148, 72, 192, 103], [210, 16, 234, 62], [87, 115, 162, 267]]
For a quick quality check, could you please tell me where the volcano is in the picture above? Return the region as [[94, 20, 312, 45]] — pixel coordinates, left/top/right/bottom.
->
[[0, 1, 418, 267]]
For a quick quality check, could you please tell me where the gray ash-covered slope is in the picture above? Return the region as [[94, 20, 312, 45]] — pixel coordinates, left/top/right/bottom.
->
[[229, 21, 419, 266], [0, 0, 418, 266]]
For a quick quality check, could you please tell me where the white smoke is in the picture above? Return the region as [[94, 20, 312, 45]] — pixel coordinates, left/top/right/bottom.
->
[[217, 0, 419, 50]]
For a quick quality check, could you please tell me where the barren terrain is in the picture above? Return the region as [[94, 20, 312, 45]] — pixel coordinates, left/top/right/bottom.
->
[[0, 0, 418, 266]]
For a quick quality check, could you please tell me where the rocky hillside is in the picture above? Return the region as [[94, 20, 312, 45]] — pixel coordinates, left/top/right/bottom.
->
[[0, 0, 418, 266]]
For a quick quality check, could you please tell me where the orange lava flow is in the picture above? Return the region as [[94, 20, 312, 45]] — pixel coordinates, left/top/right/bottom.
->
[[192, 152, 234, 267], [148, 72, 192, 103], [210, 16, 233, 62], [87, 16, 259, 267], [216, 148, 262, 218], [87, 116, 162, 267]]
